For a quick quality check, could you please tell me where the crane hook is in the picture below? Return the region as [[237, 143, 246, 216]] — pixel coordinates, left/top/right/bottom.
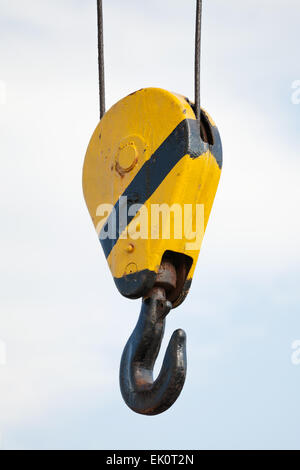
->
[[119, 262, 187, 415]]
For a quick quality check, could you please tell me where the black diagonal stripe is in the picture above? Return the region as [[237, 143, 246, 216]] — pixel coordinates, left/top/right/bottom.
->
[[99, 118, 202, 258]]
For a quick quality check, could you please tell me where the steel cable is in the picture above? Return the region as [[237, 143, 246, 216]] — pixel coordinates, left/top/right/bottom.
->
[[97, 1, 202, 124]]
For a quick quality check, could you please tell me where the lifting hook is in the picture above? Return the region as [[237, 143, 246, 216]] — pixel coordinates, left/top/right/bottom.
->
[[119, 262, 187, 415], [83, 0, 223, 415]]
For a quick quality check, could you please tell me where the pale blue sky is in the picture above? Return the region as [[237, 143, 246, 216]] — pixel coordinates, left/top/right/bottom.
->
[[0, 0, 300, 450]]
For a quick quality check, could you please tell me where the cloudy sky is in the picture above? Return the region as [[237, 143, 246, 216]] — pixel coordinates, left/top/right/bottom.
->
[[0, 0, 300, 450]]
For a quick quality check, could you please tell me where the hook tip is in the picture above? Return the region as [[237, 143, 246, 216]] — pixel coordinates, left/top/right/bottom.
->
[[173, 328, 186, 341]]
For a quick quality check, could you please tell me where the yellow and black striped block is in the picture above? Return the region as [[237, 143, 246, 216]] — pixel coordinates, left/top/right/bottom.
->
[[83, 88, 222, 307]]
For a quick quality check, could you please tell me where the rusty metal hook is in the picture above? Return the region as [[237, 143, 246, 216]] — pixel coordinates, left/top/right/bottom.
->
[[119, 262, 187, 415]]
